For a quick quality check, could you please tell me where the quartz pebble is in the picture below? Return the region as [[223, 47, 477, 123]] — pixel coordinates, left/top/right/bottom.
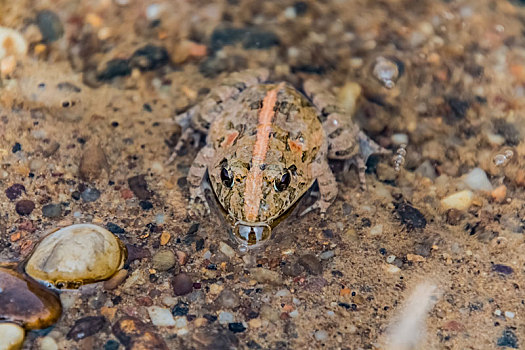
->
[[147, 306, 176, 326], [25, 224, 127, 289], [314, 330, 328, 341], [0, 323, 24, 350], [463, 168, 492, 191], [218, 311, 234, 324], [0, 265, 62, 329], [320, 250, 335, 260], [440, 190, 473, 211], [219, 241, 236, 258]]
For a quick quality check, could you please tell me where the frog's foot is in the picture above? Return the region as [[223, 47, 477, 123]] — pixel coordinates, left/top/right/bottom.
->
[[299, 199, 330, 218], [166, 127, 201, 164], [188, 187, 210, 217]]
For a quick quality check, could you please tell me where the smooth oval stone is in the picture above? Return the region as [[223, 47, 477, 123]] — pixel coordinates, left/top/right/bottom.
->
[[0, 323, 25, 350], [0, 265, 62, 330], [25, 224, 127, 289]]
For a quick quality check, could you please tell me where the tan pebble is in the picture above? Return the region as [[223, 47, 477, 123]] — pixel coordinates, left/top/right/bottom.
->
[[337, 82, 362, 115], [86, 13, 103, 28], [34, 44, 47, 55], [248, 318, 262, 329], [152, 250, 176, 271], [160, 232, 171, 245], [97, 27, 112, 40], [103, 269, 128, 290], [209, 283, 223, 295], [491, 185, 506, 203], [175, 250, 188, 265], [0, 27, 28, 59], [440, 190, 473, 211], [406, 253, 426, 262], [0, 323, 24, 350], [194, 317, 208, 327], [181, 85, 198, 100], [100, 306, 117, 321], [384, 264, 400, 273], [78, 143, 109, 181], [1, 55, 16, 75]]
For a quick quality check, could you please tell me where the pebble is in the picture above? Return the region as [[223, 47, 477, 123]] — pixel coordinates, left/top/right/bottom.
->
[[217, 289, 240, 309], [492, 264, 513, 275], [103, 340, 119, 350], [79, 144, 108, 181], [171, 301, 189, 316], [25, 224, 127, 289], [314, 330, 328, 341], [372, 56, 401, 88], [337, 82, 362, 114], [395, 201, 427, 230], [103, 269, 128, 290], [81, 187, 101, 202], [275, 289, 291, 297], [218, 311, 234, 324], [0, 27, 27, 60], [112, 316, 167, 350], [0, 323, 24, 350], [386, 255, 396, 264], [228, 322, 246, 333], [219, 241, 236, 258], [36, 10, 64, 42], [497, 328, 518, 348], [152, 250, 176, 271], [298, 254, 322, 275], [42, 203, 62, 218], [96, 59, 131, 81], [67, 316, 108, 340], [147, 306, 176, 326], [369, 224, 383, 236], [210, 26, 279, 52], [391, 133, 409, 145], [175, 317, 187, 329], [172, 273, 193, 296], [127, 175, 153, 200], [441, 190, 473, 211], [463, 167, 492, 191], [504, 311, 515, 319], [15, 199, 35, 215], [0, 266, 62, 329], [320, 250, 335, 260], [415, 160, 437, 180], [491, 185, 507, 203], [248, 318, 262, 328], [130, 45, 169, 71], [38, 336, 58, 350], [250, 268, 283, 285], [106, 222, 125, 235], [5, 184, 25, 200]]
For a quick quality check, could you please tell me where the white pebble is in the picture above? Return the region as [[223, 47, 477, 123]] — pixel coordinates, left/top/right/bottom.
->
[[320, 250, 335, 260], [0, 27, 27, 60], [155, 213, 165, 224], [494, 309, 502, 316], [391, 133, 409, 145], [326, 310, 335, 317], [203, 250, 212, 260], [463, 167, 492, 191], [284, 7, 297, 19], [147, 306, 176, 326], [218, 311, 234, 324], [39, 336, 58, 350], [314, 330, 328, 341], [0, 323, 25, 350], [219, 241, 236, 258], [289, 310, 299, 318], [175, 316, 188, 328], [504, 311, 515, 319], [370, 224, 383, 236], [386, 255, 396, 264], [146, 4, 163, 20], [441, 190, 473, 211], [275, 289, 291, 297]]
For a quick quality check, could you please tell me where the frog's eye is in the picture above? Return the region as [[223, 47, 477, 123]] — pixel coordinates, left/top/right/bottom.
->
[[274, 171, 291, 192], [221, 167, 234, 188]]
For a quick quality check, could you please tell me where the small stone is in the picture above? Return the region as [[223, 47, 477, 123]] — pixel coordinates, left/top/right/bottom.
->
[[97, 59, 131, 81], [139, 200, 153, 210], [147, 306, 176, 326], [42, 203, 62, 218], [219, 241, 236, 258], [505, 311, 515, 319], [385, 264, 400, 273], [176, 250, 188, 266], [152, 250, 176, 271], [298, 254, 322, 275], [78, 144, 108, 181], [218, 311, 234, 325], [106, 223, 125, 235], [337, 82, 362, 114], [463, 167, 492, 191], [386, 255, 396, 264], [248, 318, 262, 328], [0, 323, 24, 350], [319, 250, 335, 260], [250, 268, 283, 285], [497, 328, 519, 348], [217, 289, 240, 309], [171, 301, 189, 316], [415, 160, 437, 180], [391, 133, 409, 146], [160, 232, 171, 245], [395, 201, 427, 230], [25, 224, 127, 289], [103, 340, 119, 350], [0, 266, 62, 329], [441, 190, 473, 211], [314, 330, 328, 341], [0, 27, 27, 60], [112, 316, 168, 350], [126, 244, 151, 262], [67, 316, 107, 341], [492, 264, 513, 275], [5, 184, 25, 200], [36, 10, 64, 42], [372, 56, 402, 88], [127, 175, 152, 200], [491, 185, 507, 203], [175, 317, 187, 329], [130, 45, 169, 71], [172, 273, 193, 296], [369, 224, 383, 236], [445, 209, 463, 225], [15, 200, 35, 216], [81, 187, 101, 202], [493, 119, 521, 146], [39, 336, 58, 350], [103, 269, 128, 290], [228, 322, 246, 333]]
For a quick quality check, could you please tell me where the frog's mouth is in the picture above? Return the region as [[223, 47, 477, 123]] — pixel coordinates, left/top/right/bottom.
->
[[233, 222, 272, 249]]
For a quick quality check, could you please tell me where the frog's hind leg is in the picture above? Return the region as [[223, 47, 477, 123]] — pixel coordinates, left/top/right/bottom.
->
[[168, 69, 269, 164]]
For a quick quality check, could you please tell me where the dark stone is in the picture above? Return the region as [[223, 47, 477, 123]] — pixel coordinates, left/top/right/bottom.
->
[[67, 316, 107, 341], [15, 200, 35, 216], [5, 184, 25, 200], [203, 314, 217, 322], [195, 238, 205, 251], [228, 322, 246, 333], [42, 203, 62, 218], [172, 273, 193, 296], [81, 187, 101, 202], [36, 10, 64, 42], [394, 201, 427, 231], [242, 29, 280, 49], [445, 208, 463, 225], [71, 191, 81, 200], [293, 1, 308, 15], [497, 328, 519, 348], [107, 223, 126, 235], [12, 142, 21, 153], [446, 97, 470, 121], [112, 316, 168, 349], [97, 59, 132, 81], [493, 118, 521, 146], [492, 264, 514, 275], [192, 327, 239, 350], [127, 175, 153, 200], [210, 26, 280, 52], [187, 223, 200, 235], [126, 244, 151, 263], [298, 254, 322, 275], [281, 260, 304, 277], [177, 177, 187, 188], [139, 200, 153, 210], [171, 301, 189, 316], [104, 340, 120, 350], [130, 45, 170, 71]]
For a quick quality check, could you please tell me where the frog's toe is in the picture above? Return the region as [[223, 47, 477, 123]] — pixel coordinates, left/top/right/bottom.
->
[[299, 200, 329, 217], [188, 197, 210, 217]]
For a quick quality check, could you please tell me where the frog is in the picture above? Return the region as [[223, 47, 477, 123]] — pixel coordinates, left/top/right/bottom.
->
[[170, 69, 388, 249]]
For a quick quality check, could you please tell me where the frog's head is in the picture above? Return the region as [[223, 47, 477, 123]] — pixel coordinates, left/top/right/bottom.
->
[[209, 152, 308, 249]]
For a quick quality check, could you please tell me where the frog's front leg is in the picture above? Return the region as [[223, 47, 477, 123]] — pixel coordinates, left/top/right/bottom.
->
[[187, 144, 215, 215], [168, 69, 269, 164], [300, 144, 338, 217]]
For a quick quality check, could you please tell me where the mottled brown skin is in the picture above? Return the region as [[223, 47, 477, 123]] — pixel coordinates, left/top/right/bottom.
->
[[173, 69, 387, 247]]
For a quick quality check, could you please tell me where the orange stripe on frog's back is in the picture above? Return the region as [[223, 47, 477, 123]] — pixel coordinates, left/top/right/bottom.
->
[[243, 83, 284, 222]]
